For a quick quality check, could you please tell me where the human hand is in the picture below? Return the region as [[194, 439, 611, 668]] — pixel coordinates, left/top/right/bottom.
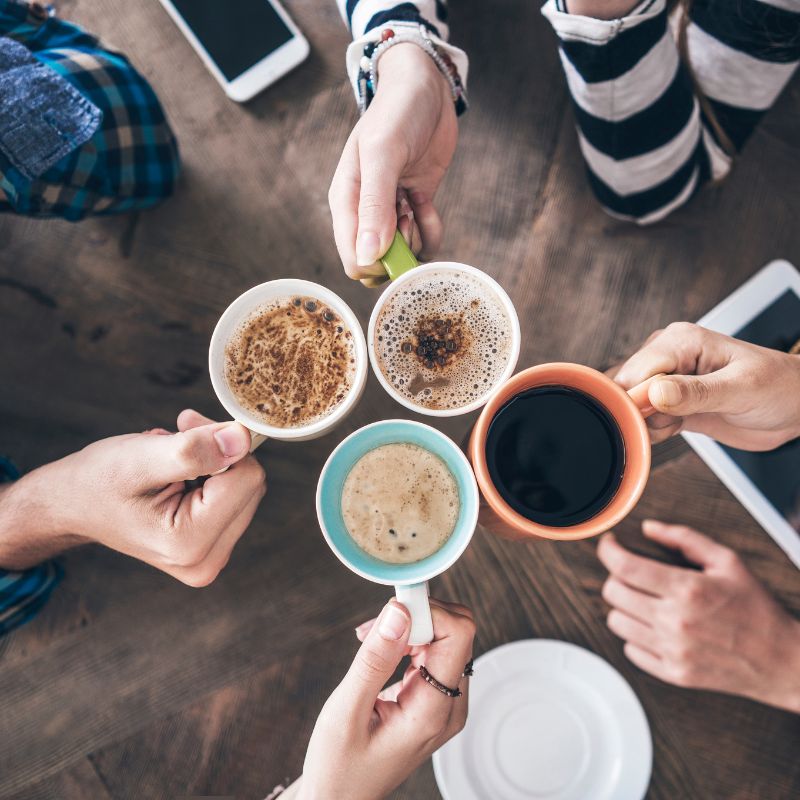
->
[[599, 521, 800, 713], [614, 322, 800, 449], [0, 409, 266, 585], [299, 597, 475, 800], [329, 42, 458, 287]]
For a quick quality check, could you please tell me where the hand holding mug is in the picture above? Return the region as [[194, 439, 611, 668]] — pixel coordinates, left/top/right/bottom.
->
[[318, 420, 479, 646], [328, 42, 458, 283], [298, 598, 475, 800], [599, 521, 800, 713], [614, 322, 800, 450], [0, 410, 266, 586]]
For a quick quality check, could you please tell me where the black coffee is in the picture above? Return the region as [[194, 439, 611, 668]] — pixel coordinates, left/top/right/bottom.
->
[[485, 387, 625, 527]]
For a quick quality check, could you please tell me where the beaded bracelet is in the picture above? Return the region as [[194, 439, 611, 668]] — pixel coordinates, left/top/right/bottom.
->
[[356, 25, 468, 116]]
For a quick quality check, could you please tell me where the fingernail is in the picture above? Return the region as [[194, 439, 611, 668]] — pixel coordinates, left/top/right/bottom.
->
[[355, 619, 374, 637], [377, 603, 408, 641], [356, 230, 381, 267], [654, 379, 682, 408], [214, 424, 247, 457], [642, 519, 662, 533]]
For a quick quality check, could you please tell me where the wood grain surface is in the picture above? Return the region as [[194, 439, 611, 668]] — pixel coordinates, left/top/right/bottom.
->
[[1, 1, 799, 798]]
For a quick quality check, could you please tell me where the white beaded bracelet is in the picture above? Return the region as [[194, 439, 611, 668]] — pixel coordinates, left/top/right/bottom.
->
[[356, 24, 468, 116]]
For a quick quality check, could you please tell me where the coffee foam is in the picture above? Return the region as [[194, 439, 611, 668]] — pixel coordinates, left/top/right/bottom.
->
[[224, 296, 356, 429], [341, 442, 459, 564], [374, 270, 512, 410]]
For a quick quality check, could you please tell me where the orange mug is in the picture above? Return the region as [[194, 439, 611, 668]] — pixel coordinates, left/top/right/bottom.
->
[[468, 363, 657, 541]]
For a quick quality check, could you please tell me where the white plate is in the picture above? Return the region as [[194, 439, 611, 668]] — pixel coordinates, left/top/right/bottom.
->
[[432, 640, 652, 800]]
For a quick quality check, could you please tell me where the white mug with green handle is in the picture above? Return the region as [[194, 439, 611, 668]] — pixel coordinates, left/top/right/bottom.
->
[[368, 232, 522, 417]]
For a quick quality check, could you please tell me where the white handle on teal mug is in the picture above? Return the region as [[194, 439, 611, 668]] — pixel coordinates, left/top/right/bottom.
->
[[396, 582, 434, 646]]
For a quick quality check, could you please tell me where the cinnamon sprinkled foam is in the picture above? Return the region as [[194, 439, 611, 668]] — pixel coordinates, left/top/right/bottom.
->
[[225, 296, 356, 428], [374, 270, 513, 410]]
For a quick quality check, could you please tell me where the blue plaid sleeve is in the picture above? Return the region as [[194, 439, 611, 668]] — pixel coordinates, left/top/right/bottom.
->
[[0, 0, 180, 220], [0, 456, 62, 637], [0, 562, 62, 636]]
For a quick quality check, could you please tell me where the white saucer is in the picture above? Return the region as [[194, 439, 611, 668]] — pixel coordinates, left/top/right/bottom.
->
[[432, 640, 652, 800]]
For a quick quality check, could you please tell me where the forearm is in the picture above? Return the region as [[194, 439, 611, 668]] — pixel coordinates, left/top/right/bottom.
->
[[0, 464, 86, 569], [759, 618, 800, 714]]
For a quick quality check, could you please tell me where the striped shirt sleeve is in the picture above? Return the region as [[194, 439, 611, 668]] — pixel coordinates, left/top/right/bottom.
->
[[336, 1, 469, 106], [338, 0, 452, 40], [541, 0, 800, 225]]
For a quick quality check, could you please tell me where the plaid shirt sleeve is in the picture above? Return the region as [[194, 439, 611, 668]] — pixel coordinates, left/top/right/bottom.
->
[[0, 0, 180, 220], [0, 562, 62, 635], [0, 457, 62, 637]]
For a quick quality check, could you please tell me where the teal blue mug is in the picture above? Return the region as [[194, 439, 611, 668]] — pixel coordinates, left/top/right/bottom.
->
[[316, 420, 479, 645]]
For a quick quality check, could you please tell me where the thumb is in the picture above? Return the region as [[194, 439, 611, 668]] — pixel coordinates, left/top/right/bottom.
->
[[648, 373, 731, 417], [642, 520, 734, 568], [355, 148, 402, 268], [136, 421, 251, 485], [335, 600, 410, 722]]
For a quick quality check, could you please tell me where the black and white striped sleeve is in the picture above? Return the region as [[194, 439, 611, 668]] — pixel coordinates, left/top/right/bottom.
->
[[541, 0, 800, 225], [336, 1, 469, 106], [338, 0, 452, 39]]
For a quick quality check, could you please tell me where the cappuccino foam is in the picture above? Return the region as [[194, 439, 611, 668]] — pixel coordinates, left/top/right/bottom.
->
[[225, 296, 356, 429], [374, 270, 512, 411], [341, 443, 459, 564]]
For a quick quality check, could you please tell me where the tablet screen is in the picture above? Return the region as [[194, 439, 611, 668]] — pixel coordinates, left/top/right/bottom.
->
[[721, 290, 800, 533]]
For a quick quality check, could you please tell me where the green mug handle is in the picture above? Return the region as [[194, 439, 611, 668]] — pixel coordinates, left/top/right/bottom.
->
[[379, 230, 420, 280]]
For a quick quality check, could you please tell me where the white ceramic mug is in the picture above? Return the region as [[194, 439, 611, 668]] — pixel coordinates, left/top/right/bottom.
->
[[209, 279, 368, 445], [367, 233, 521, 418]]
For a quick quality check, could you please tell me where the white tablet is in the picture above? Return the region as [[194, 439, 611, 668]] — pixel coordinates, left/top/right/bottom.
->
[[682, 260, 800, 569]]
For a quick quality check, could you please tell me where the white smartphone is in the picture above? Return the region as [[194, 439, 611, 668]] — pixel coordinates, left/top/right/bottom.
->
[[157, 0, 309, 102], [682, 260, 800, 568]]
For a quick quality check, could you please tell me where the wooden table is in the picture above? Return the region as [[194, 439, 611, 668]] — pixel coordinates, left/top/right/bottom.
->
[[1, 1, 799, 798]]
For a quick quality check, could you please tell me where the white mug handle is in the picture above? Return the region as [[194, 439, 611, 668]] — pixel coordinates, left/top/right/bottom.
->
[[249, 431, 268, 452], [213, 429, 267, 476], [395, 582, 433, 646]]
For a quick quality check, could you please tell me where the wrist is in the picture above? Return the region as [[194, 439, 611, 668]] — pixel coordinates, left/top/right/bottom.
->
[[280, 776, 305, 799], [757, 618, 800, 714], [566, 0, 643, 19], [0, 460, 87, 569], [375, 42, 453, 105], [777, 619, 800, 714], [790, 355, 800, 442]]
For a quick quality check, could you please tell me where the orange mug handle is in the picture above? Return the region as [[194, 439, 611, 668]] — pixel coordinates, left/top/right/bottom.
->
[[626, 373, 667, 420]]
